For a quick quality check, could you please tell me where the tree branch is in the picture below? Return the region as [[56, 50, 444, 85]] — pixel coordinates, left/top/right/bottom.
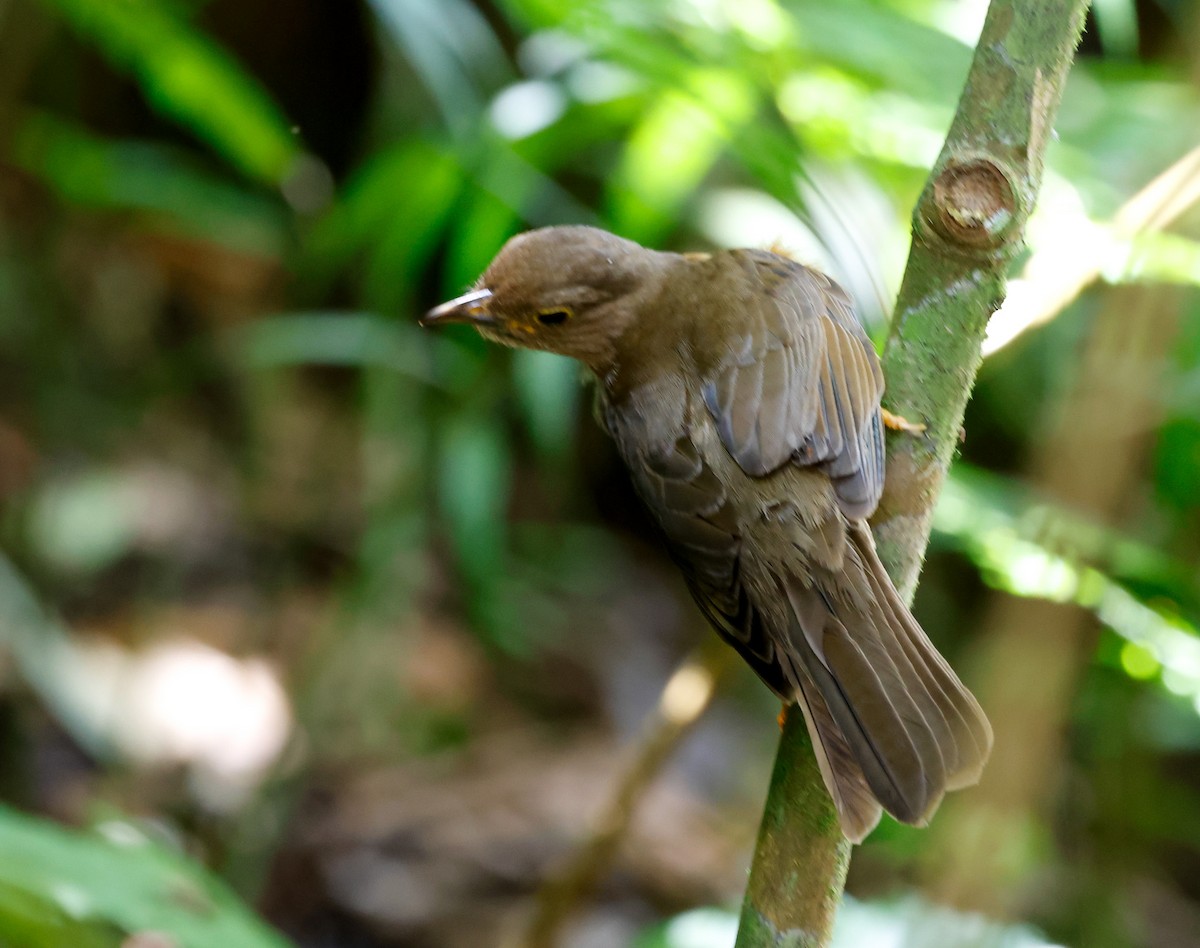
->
[[735, 2, 1089, 944], [873, 0, 1090, 595]]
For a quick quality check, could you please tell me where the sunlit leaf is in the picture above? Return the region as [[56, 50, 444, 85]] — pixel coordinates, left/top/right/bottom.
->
[[934, 468, 1200, 705], [938, 466, 1196, 610], [1107, 231, 1200, 287], [789, 0, 971, 103], [608, 70, 754, 239], [0, 807, 291, 948], [496, 0, 570, 30], [37, 0, 300, 183]]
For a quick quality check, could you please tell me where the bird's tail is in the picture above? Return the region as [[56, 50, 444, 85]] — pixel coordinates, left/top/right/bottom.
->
[[779, 522, 992, 842]]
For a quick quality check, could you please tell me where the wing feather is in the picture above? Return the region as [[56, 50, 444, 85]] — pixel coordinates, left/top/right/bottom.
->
[[624, 429, 793, 697], [696, 250, 885, 517], [593, 249, 989, 840]]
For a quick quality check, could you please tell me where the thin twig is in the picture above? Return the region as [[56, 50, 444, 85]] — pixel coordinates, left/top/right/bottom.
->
[[511, 640, 735, 948]]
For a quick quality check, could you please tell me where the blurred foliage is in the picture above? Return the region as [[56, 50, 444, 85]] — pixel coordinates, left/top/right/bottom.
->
[[1, 0, 1199, 945], [0, 805, 289, 948], [36, 0, 301, 184]]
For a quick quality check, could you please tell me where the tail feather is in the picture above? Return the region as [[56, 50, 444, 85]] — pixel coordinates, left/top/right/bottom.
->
[[792, 674, 882, 843], [783, 579, 939, 823], [848, 522, 993, 789], [776, 524, 992, 836]]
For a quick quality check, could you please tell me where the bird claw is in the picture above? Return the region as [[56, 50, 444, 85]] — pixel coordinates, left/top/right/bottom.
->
[[882, 408, 927, 435]]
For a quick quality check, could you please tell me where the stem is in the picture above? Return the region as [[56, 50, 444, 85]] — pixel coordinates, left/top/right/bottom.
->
[[514, 642, 734, 948], [735, 706, 851, 948], [734, 2, 1089, 944]]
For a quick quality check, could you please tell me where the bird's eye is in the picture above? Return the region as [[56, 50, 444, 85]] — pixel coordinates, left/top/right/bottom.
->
[[536, 308, 572, 326]]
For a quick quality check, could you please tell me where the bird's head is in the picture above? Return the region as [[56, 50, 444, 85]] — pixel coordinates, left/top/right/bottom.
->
[[420, 226, 664, 367]]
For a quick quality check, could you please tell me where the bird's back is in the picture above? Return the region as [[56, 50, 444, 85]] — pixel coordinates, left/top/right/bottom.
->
[[595, 247, 991, 840]]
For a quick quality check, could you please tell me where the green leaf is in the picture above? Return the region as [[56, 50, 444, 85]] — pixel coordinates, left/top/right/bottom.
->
[[228, 312, 436, 382], [1107, 231, 1200, 287], [0, 806, 291, 948], [608, 70, 754, 240], [11, 111, 286, 252], [511, 349, 580, 462], [1155, 419, 1200, 512], [437, 412, 512, 591], [788, 0, 971, 104], [37, 0, 299, 183], [368, 0, 511, 134], [27, 471, 138, 574], [933, 467, 1200, 704], [305, 139, 464, 309], [443, 183, 523, 294]]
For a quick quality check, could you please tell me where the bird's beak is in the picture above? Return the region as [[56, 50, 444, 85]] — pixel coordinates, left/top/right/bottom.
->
[[420, 288, 495, 327]]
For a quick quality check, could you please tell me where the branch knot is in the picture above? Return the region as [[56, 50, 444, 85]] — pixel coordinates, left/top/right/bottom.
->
[[928, 157, 1018, 251]]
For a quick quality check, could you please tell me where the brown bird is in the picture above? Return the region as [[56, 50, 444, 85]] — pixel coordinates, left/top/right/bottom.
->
[[421, 225, 991, 841]]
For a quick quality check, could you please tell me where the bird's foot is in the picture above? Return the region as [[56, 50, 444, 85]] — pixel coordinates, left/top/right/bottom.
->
[[882, 408, 927, 435]]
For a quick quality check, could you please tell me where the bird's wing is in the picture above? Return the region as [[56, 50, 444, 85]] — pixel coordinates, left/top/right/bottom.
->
[[696, 250, 885, 518], [599, 378, 990, 839], [598, 385, 790, 696], [625, 422, 943, 839], [627, 427, 792, 697]]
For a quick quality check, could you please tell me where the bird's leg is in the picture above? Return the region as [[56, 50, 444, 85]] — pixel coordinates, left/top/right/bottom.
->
[[881, 407, 927, 435]]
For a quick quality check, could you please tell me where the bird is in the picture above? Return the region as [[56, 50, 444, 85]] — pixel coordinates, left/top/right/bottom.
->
[[420, 225, 992, 842]]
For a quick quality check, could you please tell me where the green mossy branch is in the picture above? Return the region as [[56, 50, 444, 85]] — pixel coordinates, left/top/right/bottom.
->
[[874, 0, 1091, 597], [734, 2, 1089, 945], [736, 710, 851, 948]]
